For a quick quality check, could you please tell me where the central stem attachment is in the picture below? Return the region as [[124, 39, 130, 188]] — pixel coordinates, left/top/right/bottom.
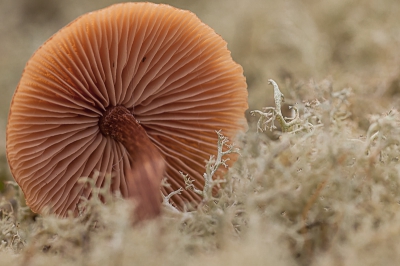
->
[[99, 106, 165, 222]]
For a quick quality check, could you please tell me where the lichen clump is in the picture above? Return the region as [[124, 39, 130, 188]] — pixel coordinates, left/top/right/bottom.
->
[[2, 78, 400, 265]]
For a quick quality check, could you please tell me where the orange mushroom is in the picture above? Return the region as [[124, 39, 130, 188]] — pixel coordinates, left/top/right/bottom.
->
[[6, 2, 247, 220]]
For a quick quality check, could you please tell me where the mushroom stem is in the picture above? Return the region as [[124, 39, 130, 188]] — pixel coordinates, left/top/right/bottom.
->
[[99, 106, 165, 221]]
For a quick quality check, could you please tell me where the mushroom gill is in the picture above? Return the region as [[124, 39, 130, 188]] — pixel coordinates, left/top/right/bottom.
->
[[6, 2, 248, 219]]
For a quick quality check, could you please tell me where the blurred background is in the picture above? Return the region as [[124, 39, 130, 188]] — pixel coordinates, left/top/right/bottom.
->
[[1, 0, 400, 188]]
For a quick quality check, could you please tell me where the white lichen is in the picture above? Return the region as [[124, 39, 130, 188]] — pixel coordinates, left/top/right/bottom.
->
[[250, 79, 300, 133]]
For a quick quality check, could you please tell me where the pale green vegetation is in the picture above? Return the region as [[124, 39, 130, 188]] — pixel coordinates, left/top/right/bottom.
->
[[2, 0, 400, 265]]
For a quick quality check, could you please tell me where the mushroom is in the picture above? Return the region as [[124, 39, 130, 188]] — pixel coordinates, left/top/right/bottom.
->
[[6, 2, 248, 220]]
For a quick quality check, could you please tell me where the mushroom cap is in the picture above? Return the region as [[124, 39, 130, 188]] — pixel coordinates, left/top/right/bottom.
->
[[6, 2, 248, 216]]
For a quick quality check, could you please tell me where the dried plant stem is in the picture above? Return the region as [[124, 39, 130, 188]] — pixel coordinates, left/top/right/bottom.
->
[[301, 177, 330, 258]]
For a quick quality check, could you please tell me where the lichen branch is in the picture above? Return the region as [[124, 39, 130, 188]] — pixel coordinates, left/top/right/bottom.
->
[[364, 109, 400, 155], [162, 187, 183, 214], [250, 79, 300, 132], [330, 88, 352, 122], [181, 130, 239, 204]]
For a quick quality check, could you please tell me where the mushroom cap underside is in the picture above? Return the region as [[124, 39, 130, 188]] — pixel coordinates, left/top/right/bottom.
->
[[6, 2, 248, 216]]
